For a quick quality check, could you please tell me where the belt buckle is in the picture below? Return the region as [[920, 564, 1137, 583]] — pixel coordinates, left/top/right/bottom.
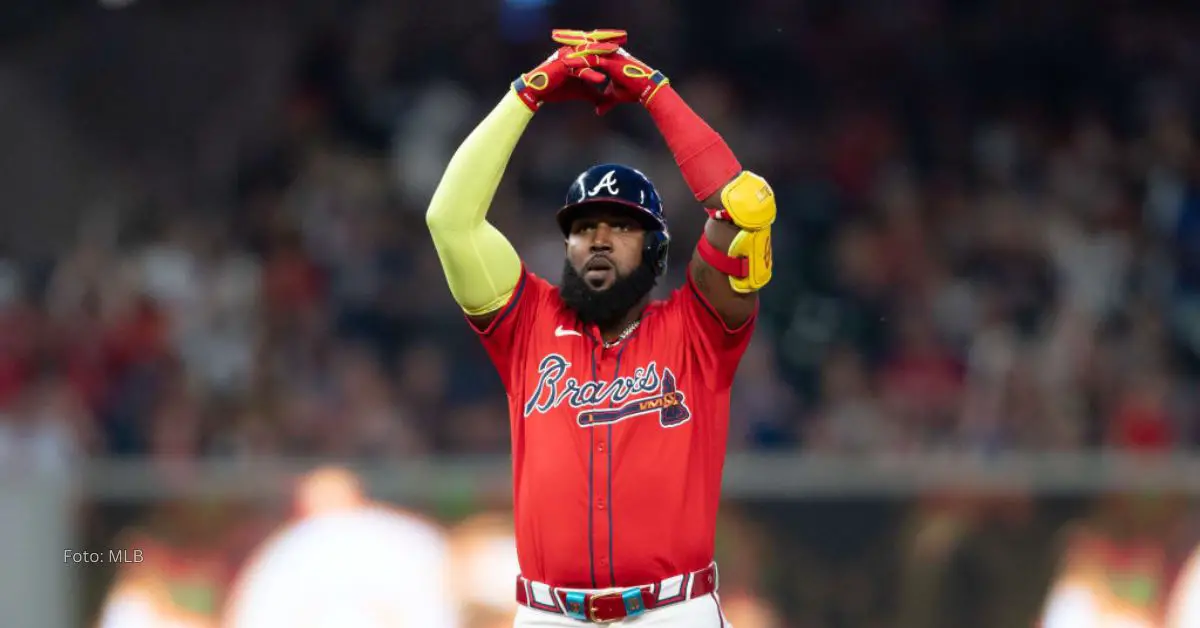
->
[[587, 592, 619, 623], [587, 588, 644, 623]]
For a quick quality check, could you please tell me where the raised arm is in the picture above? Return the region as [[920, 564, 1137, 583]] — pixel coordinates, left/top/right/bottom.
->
[[592, 46, 775, 329], [425, 91, 531, 326], [427, 40, 616, 326]]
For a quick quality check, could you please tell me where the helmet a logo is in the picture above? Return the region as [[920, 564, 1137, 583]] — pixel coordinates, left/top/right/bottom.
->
[[587, 170, 621, 197]]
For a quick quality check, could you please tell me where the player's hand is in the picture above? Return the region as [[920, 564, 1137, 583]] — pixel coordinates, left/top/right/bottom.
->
[[549, 28, 628, 48], [511, 38, 619, 113], [576, 38, 670, 110]]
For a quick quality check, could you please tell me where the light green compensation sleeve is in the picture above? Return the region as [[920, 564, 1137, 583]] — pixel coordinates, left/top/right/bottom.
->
[[426, 90, 533, 316]]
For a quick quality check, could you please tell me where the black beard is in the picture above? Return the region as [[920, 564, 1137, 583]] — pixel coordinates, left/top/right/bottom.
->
[[560, 259, 658, 329]]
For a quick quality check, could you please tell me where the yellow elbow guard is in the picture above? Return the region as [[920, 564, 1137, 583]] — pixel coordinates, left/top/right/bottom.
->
[[700, 170, 775, 292], [697, 224, 774, 293], [716, 171, 776, 231], [727, 226, 773, 293]]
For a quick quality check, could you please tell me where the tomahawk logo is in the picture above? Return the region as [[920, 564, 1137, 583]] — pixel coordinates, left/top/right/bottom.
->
[[523, 354, 692, 428], [587, 170, 620, 197]]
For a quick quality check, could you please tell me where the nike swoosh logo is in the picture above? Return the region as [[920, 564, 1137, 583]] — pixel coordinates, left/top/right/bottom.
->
[[555, 325, 582, 338]]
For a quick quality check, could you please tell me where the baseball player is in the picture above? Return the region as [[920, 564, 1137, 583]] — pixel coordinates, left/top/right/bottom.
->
[[222, 467, 459, 628], [426, 29, 775, 626]]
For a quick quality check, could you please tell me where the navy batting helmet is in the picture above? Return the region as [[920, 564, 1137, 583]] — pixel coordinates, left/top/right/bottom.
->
[[556, 164, 670, 277]]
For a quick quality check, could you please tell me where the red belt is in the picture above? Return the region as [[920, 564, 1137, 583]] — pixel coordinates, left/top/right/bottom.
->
[[516, 563, 718, 623]]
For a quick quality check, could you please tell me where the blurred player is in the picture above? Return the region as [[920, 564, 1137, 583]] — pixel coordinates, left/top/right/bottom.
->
[[426, 29, 775, 626], [96, 504, 236, 628], [1039, 523, 1170, 628], [222, 467, 458, 628], [448, 511, 523, 628], [1166, 540, 1200, 628]]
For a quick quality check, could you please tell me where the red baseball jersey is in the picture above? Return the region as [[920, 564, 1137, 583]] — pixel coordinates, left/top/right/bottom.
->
[[470, 266, 756, 589]]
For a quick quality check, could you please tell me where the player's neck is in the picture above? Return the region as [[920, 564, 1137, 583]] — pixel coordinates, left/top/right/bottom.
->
[[597, 297, 649, 343]]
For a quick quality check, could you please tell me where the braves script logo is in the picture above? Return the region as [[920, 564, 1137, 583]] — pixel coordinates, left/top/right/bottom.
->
[[523, 354, 692, 428], [587, 170, 621, 197]]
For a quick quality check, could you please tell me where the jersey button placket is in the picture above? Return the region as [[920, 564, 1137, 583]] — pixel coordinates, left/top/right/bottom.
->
[[592, 346, 615, 585], [588, 342, 611, 586], [592, 433, 609, 529]]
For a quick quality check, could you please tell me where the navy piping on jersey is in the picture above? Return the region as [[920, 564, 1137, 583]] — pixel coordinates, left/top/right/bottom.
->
[[607, 341, 628, 587], [607, 421, 614, 587], [686, 274, 757, 334], [475, 270, 528, 336], [685, 275, 726, 328], [587, 341, 600, 589]]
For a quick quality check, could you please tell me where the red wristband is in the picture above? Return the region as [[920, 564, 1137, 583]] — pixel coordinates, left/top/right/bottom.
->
[[696, 235, 748, 278], [646, 86, 742, 201], [704, 207, 732, 222]]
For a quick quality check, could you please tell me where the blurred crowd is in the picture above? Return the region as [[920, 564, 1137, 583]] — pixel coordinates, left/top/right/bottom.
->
[[1, 0, 1199, 468]]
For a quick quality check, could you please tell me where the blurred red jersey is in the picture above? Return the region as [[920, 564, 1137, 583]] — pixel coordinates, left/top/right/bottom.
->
[[471, 267, 755, 589]]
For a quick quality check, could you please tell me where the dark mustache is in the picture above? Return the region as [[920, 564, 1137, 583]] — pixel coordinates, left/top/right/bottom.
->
[[585, 255, 614, 270]]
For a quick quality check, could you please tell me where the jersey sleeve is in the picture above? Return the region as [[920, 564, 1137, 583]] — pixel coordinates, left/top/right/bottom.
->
[[469, 266, 551, 389], [672, 266, 758, 389]]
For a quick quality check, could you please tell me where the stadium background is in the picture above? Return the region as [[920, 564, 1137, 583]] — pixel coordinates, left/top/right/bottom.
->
[[1, 0, 1200, 626]]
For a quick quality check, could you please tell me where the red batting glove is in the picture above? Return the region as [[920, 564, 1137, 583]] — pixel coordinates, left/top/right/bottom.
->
[[585, 44, 670, 113], [511, 42, 619, 112], [550, 29, 628, 48]]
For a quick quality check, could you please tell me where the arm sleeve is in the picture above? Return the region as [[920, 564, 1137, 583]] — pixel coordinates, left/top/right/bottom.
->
[[674, 266, 758, 389], [426, 90, 532, 316]]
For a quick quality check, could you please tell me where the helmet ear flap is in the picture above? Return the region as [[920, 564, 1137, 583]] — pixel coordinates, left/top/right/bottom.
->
[[644, 230, 670, 278]]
